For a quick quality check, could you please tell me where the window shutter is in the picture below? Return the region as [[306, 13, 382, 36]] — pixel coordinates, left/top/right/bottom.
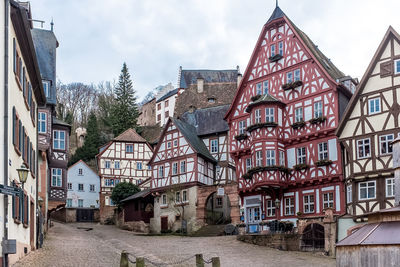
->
[[12, 195, 15, 218], [380, 61, 393, 77], [28, 83, 32, 107], [22, 126, 25, 160], [12, 107, 16, 146], [18, 120, 22, 152], [13, 38, 16, 74]]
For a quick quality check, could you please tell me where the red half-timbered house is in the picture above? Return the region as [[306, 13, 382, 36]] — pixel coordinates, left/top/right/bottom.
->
[[225, 6, 356, 238]]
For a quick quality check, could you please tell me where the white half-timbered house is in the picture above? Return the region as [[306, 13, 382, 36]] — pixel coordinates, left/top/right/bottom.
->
[[336, 26, 400, 239], [97, 128, 153, 223]]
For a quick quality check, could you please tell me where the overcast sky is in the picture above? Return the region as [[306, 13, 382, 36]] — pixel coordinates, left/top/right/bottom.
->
[[30, 0, 400, 100]]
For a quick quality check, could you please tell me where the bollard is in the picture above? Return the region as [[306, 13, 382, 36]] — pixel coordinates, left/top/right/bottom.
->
[[136, 257, 145, 267], [211, 257, 220, 267], [196, 254, 204, 267], [120, 251, 129, 267]]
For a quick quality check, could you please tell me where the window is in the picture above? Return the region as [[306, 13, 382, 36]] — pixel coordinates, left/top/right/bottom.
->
[[285, 198, 294, 215], [256, 82, 262, 95], [386, 178, 395, 197], [295, 107, 303, 122], [347, 185, 352, 203], [314, 101, 323, 118], [239, 120, 246, 135], [266, 199, 276, 217], [105, 161, 111, 169], [126, 144, 133, 153], [175, 191, 181, 203], [172, 162, 178, 175], [167, 142, 171, 149], [136, 162, 142, 170], [303, 195, 315, 213], [380, 134, 394, 155], [359, 181, 376, 200], [357, 138, 371, 159], [53, 130, 65, 150], [263, 80, 269, 94], [255, 109, 261, 123], [165, 100, 169, 107], [51, 168, 62, 187], [323, 192, 334, 209], [318, 142, 328, 160], [67, 183, 72, 190], [278, 41, 283, 56], [38, 112, 46, 133], [157, 114, 161, 122], [395, 59, 400, 74], [43, 80, 50, 98], [266, 150, 275, 166], [148, 165, 152, 170], [78, 184, 84, 191], [90, 184, 95, 192], [78, 168, 83, 175], [287, 72, 293, 83], [182, 190, 188, 202], [78, 199, 83, 208], [265, 108, 274, 122], [115, 179, 120, 185], [173, 139, 178, 147], [157, 103, 161, 110], [115, 161, 120, 169], [208, 98, 216, 103], [294, 69, 301, 81], [279, 151, 285, 166], [255, 151, 263, 167], [158, 166, 164, 177], [297, 147, 306, 165], [105, 179, 114, 187], [180, 161, 186, 173], [368, 97, 381, 114], [271, 44, 276, 57], [215, 197, 223, 208], [162, 194, 167, 205], [211, 139, 218, 153], [165, 111, 169, 118], [66, 199, 72, 208], [246, 158, 252, 171]]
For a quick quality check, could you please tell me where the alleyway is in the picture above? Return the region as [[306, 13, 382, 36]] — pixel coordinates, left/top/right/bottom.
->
[[13, 222, 335, 267]]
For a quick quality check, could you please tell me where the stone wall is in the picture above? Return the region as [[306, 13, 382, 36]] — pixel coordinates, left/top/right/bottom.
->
[[237, 233, 301, 251], [50, 208, 100, 223], [116, 211, 150, 233]]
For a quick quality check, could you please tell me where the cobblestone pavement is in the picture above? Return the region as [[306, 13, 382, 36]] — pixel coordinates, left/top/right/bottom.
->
[[13, 222, 335, 267]]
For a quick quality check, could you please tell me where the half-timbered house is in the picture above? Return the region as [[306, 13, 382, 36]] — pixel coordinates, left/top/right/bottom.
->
[[97, 128, 153, 223], [336, 26, 400, 238], [224, 6, 356, 251]]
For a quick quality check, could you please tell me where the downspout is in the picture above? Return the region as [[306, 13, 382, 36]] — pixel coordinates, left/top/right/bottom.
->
[[3, 0, 9, 266]]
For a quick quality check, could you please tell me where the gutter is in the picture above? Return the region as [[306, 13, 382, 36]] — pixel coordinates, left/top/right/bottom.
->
[[3, 0, 9, 266]]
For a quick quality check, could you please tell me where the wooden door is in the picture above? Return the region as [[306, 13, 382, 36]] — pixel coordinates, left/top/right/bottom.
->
[[161, 216, 168, 231], [77, 209, 94, 222], [30, 201, 35, 250]]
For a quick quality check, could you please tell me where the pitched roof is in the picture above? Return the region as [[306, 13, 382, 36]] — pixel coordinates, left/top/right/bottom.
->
[[138, 125, 163, 145], [180, 105, 230, 136], [266, 6, 285, 24], [179, 69, 238, 89], [156, 88, 178, 103], [336, 26, 400, 136], [68, 160, 98, 177], [113, 128, 147, 143], [121, 189, 151, 203], [246, 94, 285, 112], [171, 118, 216, 163], [53, 117, 71, 128]]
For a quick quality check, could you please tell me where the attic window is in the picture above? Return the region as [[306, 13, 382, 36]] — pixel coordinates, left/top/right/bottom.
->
[[208, 98, 216, 103]]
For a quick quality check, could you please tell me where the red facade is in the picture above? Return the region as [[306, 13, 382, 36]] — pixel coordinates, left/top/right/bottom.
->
[[225, 7, 354, 230]]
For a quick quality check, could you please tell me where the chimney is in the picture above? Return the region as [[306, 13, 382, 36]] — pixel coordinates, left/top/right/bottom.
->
[[237, 73, 242, 88], [393, 137, 400, 206], [50, 18, 54, 32], [197, 78, 204, 93]]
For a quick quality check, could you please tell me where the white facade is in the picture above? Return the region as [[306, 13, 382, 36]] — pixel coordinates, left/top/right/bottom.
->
[[156, 90, 178, 126], [67, 161, 100, 208]]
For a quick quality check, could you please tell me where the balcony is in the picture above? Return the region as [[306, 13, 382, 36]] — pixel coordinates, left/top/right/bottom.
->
[[241, 166, 289, 189], [246, 122, 278, 132]]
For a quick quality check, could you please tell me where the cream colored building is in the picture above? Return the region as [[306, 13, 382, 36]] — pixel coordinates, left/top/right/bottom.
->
[[336, 26, 400, 240]]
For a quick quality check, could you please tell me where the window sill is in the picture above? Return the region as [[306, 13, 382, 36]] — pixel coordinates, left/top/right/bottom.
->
[[23, 223, 28, 228], [14, 218, 21, 224], [160, 205, 168, 209]]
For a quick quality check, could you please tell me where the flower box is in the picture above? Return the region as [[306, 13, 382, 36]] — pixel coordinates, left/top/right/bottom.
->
[[291, 120, 306, 129], [282, 80, 303, 90], [246, 122, 278, 132], [251, 94, 262, 102], [315, 159, 333, 167], [293, 164, 309, 171], [310, 116, 326, 124], [242, 173, 252, 180], [269, 54, 283, 62], [235, 133, 248, 141]]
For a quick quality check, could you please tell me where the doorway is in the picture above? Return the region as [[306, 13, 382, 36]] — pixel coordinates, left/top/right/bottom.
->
[[30, 200, 35, 250], [246, 206, 261, 233], [301, 223, 325, 251], [161, 216, 168, 232]]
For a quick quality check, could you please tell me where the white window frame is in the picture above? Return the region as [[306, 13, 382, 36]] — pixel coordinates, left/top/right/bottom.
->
[[263, 80, 269, 94], [78, 183, 84, 191], [386, 178, 395, 197], [78, 168, 83, 175], [255, 151, 263, 167], [256, 82, 262, 95], [42, 80, 50, 98], [66, 199, 72, 208], [78, 199, 83, 208], [287, 71, 293, 83], [239, 120, 246, 135], [136, 162, 142, 170], [104, 179, 114, 187], [368, 97, 381, 115], [395, 59, 400, 74], [114, 161, 120, 169], [295, 107, 303, 122], [278, 41, 283, 56], [347, 185, 352, 203], [51, 168, 62, 187], [266, 199, 276, 217], [158, 166, 164, 178], [173, 139, 178, 147], [265, 108, 274, 123], [126, 144, 134, 153], [161, 194, 167, 206], [211, 139, 218, 153], [297, 147, 306, 165], [53, 130, 65, 150], [279, 151, 285, 166], [255, 109, 261, 124], [294, 69, 301, 81], [380, 134, 394, 155], [285, 198, 294, 215], [38, 112, 47, 133], [67, 183, 72, 190], [105, 161, 111, 169], [167, 142, 171, 149], [314, 101, 323, 118], [303, 195, 315, 214], [246, 158, 252, 171], [357, 138, 371, 159], [359, 181, 376, 200], [323, 192, 334, 209], [90, 184, 95, 192], [266, 150, 275, 166], [270, 44, 276, 57], [318, 142, 328, 161], [172, 162, 178, 175], [182, 190, 188, 202], [180, 161, 186, 173]]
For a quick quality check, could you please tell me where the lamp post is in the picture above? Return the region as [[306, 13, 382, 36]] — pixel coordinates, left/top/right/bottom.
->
[[16, 165, 29, 189], [275, 198, 281, 220]]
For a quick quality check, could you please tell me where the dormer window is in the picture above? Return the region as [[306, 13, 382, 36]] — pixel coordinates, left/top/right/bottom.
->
[[43, 80, 50, 98], [208, 98, 216, 103], [271, 44, 276, 57], [256, 83, 262, 95], [278, 41, 283, 56]]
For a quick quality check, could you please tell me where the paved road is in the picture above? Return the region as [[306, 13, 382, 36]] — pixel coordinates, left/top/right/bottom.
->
[[13, 222, 335, 267]]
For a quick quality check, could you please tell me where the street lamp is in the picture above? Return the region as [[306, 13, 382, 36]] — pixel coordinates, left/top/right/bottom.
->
[[275, 198, 281, 210], [16, 165, 29, 188]]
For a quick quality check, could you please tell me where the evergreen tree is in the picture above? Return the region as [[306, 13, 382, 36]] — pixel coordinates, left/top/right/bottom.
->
[[111, 182, 140, 209], [111, 63, 139, 136], [69, 112, 101, 165]]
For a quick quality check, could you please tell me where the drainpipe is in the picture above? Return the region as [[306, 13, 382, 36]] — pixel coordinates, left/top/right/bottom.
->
[[3, 0, 9, 266], [393, 137, 400, 206]]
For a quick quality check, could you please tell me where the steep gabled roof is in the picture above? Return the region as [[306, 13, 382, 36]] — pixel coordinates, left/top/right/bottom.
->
[[113, 128, 147, 143], [156, 88, 178, 103], [179, 69, 238, 89], [336, 26, 400, 136], [266, 6, 285, 24], [121, 189, 151, 203], [68, 160, 98, 177]]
